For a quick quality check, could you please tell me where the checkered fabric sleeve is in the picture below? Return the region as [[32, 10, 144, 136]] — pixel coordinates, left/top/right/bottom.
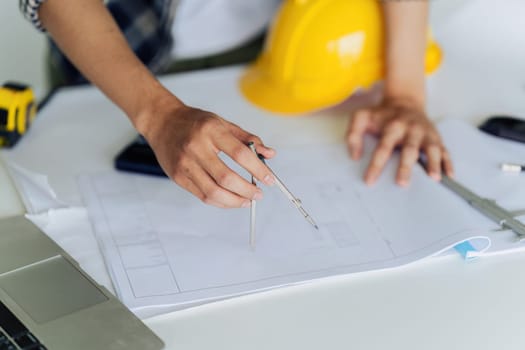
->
[[19, 0, 47, 31], [19, 0, 177, 85]]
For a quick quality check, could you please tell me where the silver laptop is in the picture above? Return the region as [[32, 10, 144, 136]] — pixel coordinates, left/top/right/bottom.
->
[[0, 215, 164, 350]]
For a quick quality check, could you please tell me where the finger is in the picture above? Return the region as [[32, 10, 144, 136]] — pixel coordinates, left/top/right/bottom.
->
[[347, 109, 371, 160], [173, 174, 221, 206], [190, 164, 252, 208], [424, 143, 443, 181], [215, 134, 275, 186], [441, 148, 454, 178], [226, 122, 276, 159], [364, 120, 407, 185], [198, 153, 263, 201], [396, 126, 425, 187]]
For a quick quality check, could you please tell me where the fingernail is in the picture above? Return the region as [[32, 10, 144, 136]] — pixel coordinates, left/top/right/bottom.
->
[[263, 174, 275, 186], [398, 179, 408, 187], [242, 201, 251, 208], [351, 147, 362, 160], [253, 192, 263, 200], [430, 172, 441, 181]]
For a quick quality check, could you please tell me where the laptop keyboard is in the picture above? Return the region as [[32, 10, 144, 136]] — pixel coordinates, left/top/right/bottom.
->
[[0, 301, 46, 350]]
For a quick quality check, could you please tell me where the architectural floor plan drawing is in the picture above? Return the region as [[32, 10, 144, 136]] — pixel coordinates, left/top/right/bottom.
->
[[79, 141, 496, 317]]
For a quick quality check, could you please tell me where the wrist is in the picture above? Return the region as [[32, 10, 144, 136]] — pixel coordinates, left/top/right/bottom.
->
[[383, 82, 425, 111], [130, 86, 185, 140], [384, 69, 426, 110], [382, 93, 425, 113]]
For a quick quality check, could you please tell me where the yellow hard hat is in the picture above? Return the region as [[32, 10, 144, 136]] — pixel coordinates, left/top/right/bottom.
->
[[239, 0, 442, 115]]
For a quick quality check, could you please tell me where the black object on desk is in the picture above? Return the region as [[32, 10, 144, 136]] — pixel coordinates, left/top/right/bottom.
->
[[479, 115, 525, 144], [114, 136, 167, 177]]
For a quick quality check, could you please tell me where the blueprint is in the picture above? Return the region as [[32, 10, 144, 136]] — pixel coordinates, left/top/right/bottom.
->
[[78, 132, 499, 317]]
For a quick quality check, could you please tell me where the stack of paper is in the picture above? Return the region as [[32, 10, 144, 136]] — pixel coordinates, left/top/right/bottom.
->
[[78, 119, 524, 318]]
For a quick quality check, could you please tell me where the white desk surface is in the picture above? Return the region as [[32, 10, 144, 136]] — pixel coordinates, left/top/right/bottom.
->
[[2, 2, 525, 349]]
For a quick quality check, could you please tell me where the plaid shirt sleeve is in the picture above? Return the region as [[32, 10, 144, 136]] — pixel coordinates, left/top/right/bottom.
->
[[20, 0, 178, 86], [19, 0, 47, 31]]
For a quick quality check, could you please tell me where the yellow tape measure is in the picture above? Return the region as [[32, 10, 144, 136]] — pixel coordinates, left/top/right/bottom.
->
[[0, 82, 36, 148]]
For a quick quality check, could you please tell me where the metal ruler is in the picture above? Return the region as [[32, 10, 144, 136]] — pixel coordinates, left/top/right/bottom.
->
[[441, 175, 525, 241]]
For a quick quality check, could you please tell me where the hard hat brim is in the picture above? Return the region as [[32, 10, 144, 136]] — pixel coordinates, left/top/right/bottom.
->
[[240, 42, 442, 116], [239, 63, 341, 116]]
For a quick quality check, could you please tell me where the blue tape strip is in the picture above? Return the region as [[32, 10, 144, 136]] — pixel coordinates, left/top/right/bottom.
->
[[454, 241, 478, 260]]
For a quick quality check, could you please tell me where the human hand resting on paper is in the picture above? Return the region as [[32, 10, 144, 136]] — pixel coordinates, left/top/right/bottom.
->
[[346, 96, 453, 186], [144, 104, 276, 208], [346, 0, 453, 187]]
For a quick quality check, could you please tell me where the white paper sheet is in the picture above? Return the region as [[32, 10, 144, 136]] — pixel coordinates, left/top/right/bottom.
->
[[437, 119, 525, 254], [5, 161, 67, 214], [78, 136, 498, 318]]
